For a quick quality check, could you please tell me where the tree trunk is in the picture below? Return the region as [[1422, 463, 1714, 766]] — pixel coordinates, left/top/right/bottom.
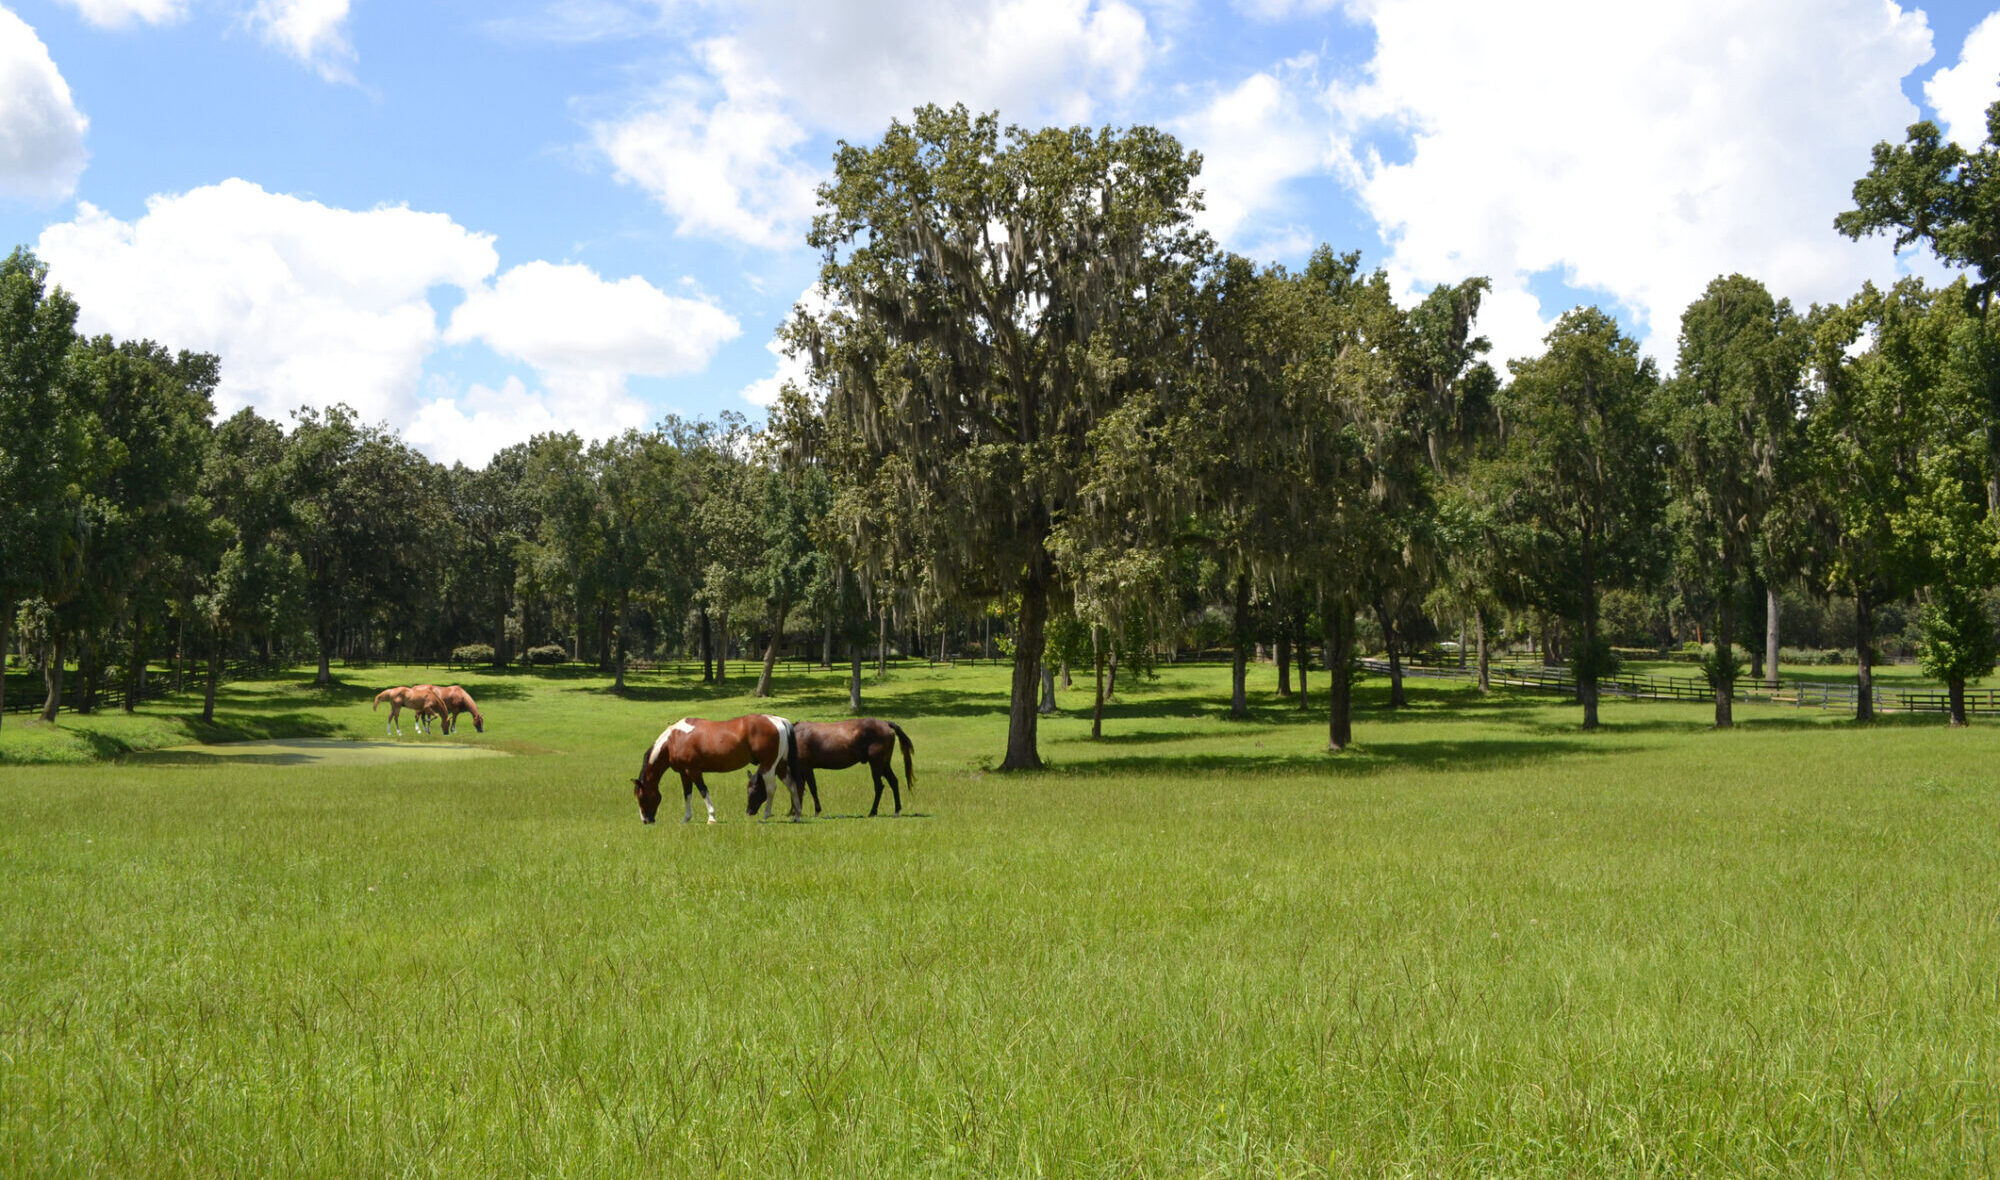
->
[[1326, 596, 1355, 751], [202, 627, 220, 724], [1002, 573, 1049, 770], [78, 635, 96, 715], [1107, 647, 1119, 700], [1060, 660, 1070, 688], [1458, 616, 1467, 669], [174, 616, 185, 694], [1713, 596, 1734, 729], [1746, 580, 1764, 684], [613, 588, 630, 693], [41, 630, 65, 721], [1294, 608, 1310, 710], [939, 625, 949, 666], [1580, 585, 1602, 731], [1038, 662, 1057, 714], [1475, 607, 1491, 694], [1277, 631, 1292, 697], [1765, 585, 1781, 692], [1375, 593, 1405, 708], [983, 614, 992, 662], [1230, 570, 1251, 719], [716, 610, 731, 683], [1948, 676, 1968, 727], [822, 615, 833, 669], [123, 611, 144, 713], [699, 606, 714, 682], [1854, 591, 1875, 723], [0, 610, 8, 733], [596, 602, 614, 674], [877, 608, 888, 677], [848, 643, 863, 712], [316, 620, 332, 686], [754, 595, 788, 698], [1091, 625, 1105, 740]]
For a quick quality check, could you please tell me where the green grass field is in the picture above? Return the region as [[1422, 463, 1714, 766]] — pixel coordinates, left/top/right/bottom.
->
[[4, 661, 1998, 1176]]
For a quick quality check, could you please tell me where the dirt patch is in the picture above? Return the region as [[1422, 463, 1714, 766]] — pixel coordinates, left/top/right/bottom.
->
[[127, 738, 509, 768]]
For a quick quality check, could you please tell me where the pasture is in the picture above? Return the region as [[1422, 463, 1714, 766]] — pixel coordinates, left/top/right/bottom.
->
[[3, 661, 1997, 1176]]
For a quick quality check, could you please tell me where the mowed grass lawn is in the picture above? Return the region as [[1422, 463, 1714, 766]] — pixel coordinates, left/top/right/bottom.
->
[[3, 660, 1998, 1176]]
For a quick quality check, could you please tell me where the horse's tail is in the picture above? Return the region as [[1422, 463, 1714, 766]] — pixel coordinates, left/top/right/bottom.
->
[[889, 721, 914, 794], [373, 688, 393, 710], [784, 720, 800, 786]]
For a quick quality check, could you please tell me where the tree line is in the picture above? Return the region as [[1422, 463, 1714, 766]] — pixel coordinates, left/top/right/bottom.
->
[[5, 101, 2000, 763]]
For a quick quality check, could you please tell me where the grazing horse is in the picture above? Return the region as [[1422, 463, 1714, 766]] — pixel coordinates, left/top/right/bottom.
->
[[632, 715, 797, 824], [767, 718, 916, 817], [373, 686, 443, 736], [434, 685, 484, 734]]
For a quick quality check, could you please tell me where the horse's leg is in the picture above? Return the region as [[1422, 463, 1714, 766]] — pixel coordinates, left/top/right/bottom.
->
[[681, 771, 695, 824], [807, 769, 821, 815], [785, 764, 805, 822], [882, 758, 903, 815], [695, 773, 716, 824], [869, 766, 884, 817]]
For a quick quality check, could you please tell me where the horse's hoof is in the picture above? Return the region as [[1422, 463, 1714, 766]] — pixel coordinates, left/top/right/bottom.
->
[[706, 816, 716, 825]]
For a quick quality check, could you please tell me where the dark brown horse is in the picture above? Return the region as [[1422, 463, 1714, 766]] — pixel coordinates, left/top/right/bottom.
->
[[754, 718, 914, 817], [633, 714, 796, 824]]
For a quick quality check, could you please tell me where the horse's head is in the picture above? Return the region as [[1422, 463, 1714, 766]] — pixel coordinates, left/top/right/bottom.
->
[[634, 775, 661, 823], [746, 769, 769, 816], [470, 713, 485, 733]]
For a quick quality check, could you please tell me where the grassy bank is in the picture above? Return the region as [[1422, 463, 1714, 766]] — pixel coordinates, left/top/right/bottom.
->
[[3, 661, 1996, 1175]]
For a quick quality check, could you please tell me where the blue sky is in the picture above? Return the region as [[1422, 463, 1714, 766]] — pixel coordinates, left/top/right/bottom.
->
[[3, 0, 1999, 466]]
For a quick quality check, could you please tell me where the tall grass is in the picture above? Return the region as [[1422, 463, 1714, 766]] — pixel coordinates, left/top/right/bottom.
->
[[2, 662, 1995, 1175]]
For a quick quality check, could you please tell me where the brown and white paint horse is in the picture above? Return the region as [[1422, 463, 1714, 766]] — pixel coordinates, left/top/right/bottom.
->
[[761, 718, 915, 817], [374, 685, 444, 736], [633, 714, 797, 824]]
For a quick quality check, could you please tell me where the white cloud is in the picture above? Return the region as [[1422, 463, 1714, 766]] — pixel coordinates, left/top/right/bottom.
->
[[445, 259, 741, 389], [54, 0, 187, 26], [1926, 11, 2000, 149], [405, 375, 648, 467], [1328, 0, 1936, 366], [0, 7, 88, 202], [595, 0, 1155, 249], [595, 39, 821, 250], [250, 0, 354, 80], [1172, 65, 1330, 249], [36, 179, 498, 425]]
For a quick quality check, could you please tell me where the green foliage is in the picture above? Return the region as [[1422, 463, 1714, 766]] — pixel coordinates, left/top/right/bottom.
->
[[526, 643, 567, 665], [451, 644, 495, 665]]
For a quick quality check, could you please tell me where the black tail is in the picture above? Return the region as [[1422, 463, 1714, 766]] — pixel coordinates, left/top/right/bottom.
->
[[889, 722, 914, 794]]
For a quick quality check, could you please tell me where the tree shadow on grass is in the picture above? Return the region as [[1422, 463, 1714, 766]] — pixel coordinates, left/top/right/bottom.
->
[[1039, 734, 1590, 779]]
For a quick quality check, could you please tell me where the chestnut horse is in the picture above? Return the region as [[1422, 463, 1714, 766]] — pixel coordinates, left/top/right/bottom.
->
[[759, 718, 915, 817], [432, 685, 484, 734], [633, 715, 797, 824], [373, 685, 444, 736]]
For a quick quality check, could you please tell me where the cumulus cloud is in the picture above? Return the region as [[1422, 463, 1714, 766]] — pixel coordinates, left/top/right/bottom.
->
[[33, 181, 741, 464], [596, 39, 821, 250], [0, 7, 89, 202], [445, 259, 741, 393], [1171, 64, 1330, 249], [1927, 11, 2000, 149], [404, 375, 649, 468], [595, 0, 1154, 249], [54, 0, 187, 26], [36, 179, 497, 424], [1326, 0, 1935, 365], [249, 0, 354, 80]]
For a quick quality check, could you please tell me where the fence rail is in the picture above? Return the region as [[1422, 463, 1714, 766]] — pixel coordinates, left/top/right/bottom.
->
[[1368, 657, 1997, 716]]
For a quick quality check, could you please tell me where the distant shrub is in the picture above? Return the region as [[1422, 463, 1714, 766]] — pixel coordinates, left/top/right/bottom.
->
[[452, 644, 495, 665], [527, 644, 568, 666], [1779, 646, 1855, 667]]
